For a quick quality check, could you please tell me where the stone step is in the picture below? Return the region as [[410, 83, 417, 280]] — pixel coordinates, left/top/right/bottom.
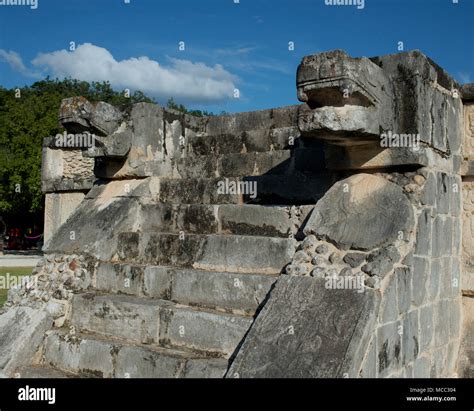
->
[[70, 294, 253, 358], [43, 329, 228, 378], [18, 365, 78, 378], [157, 174, 334, 205], [174, 148, 325, 178], [94, 263, 277, 314], [139, 203, 312, 238], [116, 233, 296, 274]]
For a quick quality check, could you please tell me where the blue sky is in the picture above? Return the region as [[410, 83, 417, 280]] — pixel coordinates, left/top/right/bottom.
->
[[0, 0, 472, 113]]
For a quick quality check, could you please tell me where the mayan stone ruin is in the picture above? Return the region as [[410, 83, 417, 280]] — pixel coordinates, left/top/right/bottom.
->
[[0, 49, 473, 379]]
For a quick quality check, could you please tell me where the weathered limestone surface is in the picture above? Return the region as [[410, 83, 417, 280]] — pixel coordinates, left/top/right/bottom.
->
[[462, 180, 474, 295], [459, 94, 474, 377], [41, 131, 95, 241], [458, 297, 474, 377], [230, 50, 465, 379], [297, 50, 394, 141], [227, 276, 379, 378], [0, 306, 53, 376], [0, 49, 469, 379], [299, 50, 463, 173], [303, 174, 415, 250], [59, 97, 123, 136], [370, 51, 462, 153], [94, 263, 277, 315], [0, 254, 93, 377], [44, 192, 86, 243], [41, 143, 95, 193], [43, 181, 143, 260]]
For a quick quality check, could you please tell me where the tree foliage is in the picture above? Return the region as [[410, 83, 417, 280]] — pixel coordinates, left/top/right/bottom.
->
[[166, 97, 213, 117]]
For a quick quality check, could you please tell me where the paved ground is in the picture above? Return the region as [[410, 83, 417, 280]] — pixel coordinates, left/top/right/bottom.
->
[[0, 253, 42, 267]]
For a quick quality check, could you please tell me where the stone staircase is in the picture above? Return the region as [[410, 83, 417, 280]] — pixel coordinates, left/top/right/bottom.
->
[[21, 126, 332, 378], [4, 49, 468, 381]]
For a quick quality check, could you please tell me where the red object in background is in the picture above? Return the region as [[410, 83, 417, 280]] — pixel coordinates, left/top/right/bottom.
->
[[4, 227, 43, 250], [6, 228, 22, 250]]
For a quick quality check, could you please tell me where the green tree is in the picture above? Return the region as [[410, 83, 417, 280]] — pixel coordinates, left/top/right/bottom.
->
[[166, 97, 219, 117]]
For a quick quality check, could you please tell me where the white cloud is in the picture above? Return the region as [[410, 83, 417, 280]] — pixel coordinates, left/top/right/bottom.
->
[[30, 43, 237, 103], [0, 49, 39, 78]]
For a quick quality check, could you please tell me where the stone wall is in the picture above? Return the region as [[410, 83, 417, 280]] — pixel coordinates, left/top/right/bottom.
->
[[62, 151, 95, 181], [228, 50, 466, 378], [41, 143, 95, 193], [229, 168, 463, 378], [44, 192, 87, 243], [461, 102, 474, 292], [364, 168, 462, 378], [463, 102, 474, 162], [462, 179, 474, 293], [458, 99, 474, 377], [23, 50, 474, 378], [41, 139, 95, 242]]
